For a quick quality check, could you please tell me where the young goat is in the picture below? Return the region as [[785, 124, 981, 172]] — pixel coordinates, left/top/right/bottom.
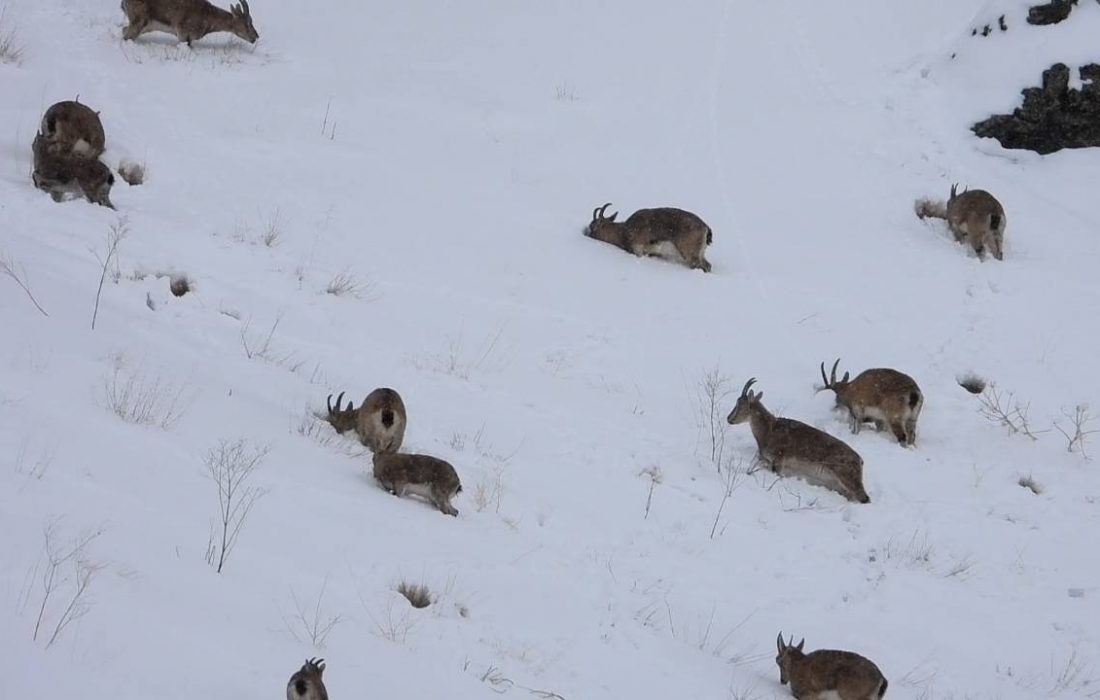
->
[[727, 378, 870, 503], [916, 184, 1006, 261], [286, 658, 328, 700], [584, 203, 712, 272], [372, 451, 462, 517], [325, 388, 407, 454], [776, 634, 887, 700], [32, 134, 116, 209], [121, 0, 259, 46], [817, 359, 923, 447], [39, 100, 106, 159]]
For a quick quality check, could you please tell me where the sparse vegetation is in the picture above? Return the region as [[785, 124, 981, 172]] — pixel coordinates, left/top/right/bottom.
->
[[412, 327, 507, 380], [91, 219, 129, 330], [101, 353, 190, 429], [396, 580, 433, 609], [554, 82, 578, 102], [1018, 474, 1043, 495], [696, 365, 734, 472], [324, 270, 374, 298], [640, 465, 663, 519], [204, 439, 268, 573], [169, 273, 191, 297], [283, 576, 343, 649], [710, 457, 747, 539], [21, 520, 105, 649], [0, 6, 24, 65], [1054, 404, 1099, 459], [975, 382, 1045, 440], [1, 250, 48, 316]]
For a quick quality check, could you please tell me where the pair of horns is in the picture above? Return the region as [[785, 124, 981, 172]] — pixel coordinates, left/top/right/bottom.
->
[[591, 202, 617, 221]]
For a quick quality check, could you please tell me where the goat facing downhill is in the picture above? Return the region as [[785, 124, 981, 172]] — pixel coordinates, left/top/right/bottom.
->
[[372, 451, 462, 517], [584, 203, 713, 272], [818, 359, 923, 447], [727, 378, 870, 503], [916, 183, 1006, 261], [121, 0, 259, 46], [776, 634, 887, 700], [39, 100, 106, 160], [32, 133, 116, 209], [325, 388, 407, 454], [286, 658, 328, 700]]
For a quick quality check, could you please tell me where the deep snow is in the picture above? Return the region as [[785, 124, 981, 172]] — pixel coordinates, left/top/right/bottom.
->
[[2, 1, 1099, 699]]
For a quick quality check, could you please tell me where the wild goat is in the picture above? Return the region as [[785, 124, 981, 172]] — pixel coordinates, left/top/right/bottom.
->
[[776, 634, 887, 700], [916, 184, 1006, 261], [818, 359, 923, 447], [39, 100, 106, 159], [286, 658, 327, 700], [727, 378, 870, 503], [325, 388, 406, 454], [372, 452, 462, 517], [32, 134, 116, 208], [121, 0, 259, 46], [584, 203, 713, 272]]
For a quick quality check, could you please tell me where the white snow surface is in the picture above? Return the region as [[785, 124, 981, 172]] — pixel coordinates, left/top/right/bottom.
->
[[2, 1, 1100, 698]]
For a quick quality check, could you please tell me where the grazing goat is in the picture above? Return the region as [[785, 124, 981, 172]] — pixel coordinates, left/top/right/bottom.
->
[[818, 359, 923, 447], [727, 378, 870, 503], [916, 184, 1006, 261], [32, 134, 116, 209], [372, 452, 462, 517], [286, 658, 328, 700], [776, 634, 887, 700], [584, 203, 712, 272], [325, 388, 407, 454], [121, 0, 259, 46], [39, 100, 106, 159]]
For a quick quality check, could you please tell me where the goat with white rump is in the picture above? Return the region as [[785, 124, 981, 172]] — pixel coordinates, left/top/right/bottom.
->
[[584, 203, 713, 272], [916, 184, 1006, 261], [776, 634, 888, 700], [817, 359, 922, 447], [121, 0, 259, 46], [325, 388, 407, 454], [727, 378, 870, 503], [286, 658, 327, 700]]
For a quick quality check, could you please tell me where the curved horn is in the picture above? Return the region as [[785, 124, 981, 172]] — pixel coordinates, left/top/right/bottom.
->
[[777, 632, 785, 652], [326, 393, 334, 414], [597, 202, 612, 220], [335, 390, 346, 412], [830, 359, 841, 386], [240, 0, 250, 14], [740, 377, 757, 397]]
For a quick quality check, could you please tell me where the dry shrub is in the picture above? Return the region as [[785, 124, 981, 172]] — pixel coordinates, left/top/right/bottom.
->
[[396, 581, 432, 609]]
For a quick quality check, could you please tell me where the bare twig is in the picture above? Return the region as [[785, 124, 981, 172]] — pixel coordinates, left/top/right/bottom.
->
[[28, 520, 105, 648], [91, 219, 128, 330], [1054, 404, 1099, 459], [1, 251, 48, 316], [284, 575, 343, 648], [710, 457, 746, 539], [975, 383, 1046, 440], [205, 439, 268, 573], [640, 466, 663, 520], [696, 366, 734, 471]]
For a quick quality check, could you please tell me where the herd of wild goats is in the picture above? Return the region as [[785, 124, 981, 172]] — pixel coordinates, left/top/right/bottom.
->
[[24, 1, 1018, 698]]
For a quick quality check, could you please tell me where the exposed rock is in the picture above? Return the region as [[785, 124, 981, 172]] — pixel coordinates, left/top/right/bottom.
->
[[972, 63, 1100, 154], [1026, 0, 1078, 26]]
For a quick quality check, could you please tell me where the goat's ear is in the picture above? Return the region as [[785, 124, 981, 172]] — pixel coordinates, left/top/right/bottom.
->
[[777, 633, 785, 653], [842, 372, 849, 383], [795, 638, 804, 652], [607, 212, 617, 222]]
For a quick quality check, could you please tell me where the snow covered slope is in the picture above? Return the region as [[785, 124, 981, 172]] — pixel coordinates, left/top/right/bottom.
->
[[2, 0, 1099, 698]]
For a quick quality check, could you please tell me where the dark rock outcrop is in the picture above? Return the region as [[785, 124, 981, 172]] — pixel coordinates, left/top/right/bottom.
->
[[972, 63, 1100, 154], [1026, 0, 1078, 26]]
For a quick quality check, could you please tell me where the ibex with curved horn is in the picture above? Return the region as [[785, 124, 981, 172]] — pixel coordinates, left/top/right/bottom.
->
[[818, 359, 923, 447], [121, 0, 259, 46], [584, 203, 713, 272], [775, 633, 888, 700], [915, 183, 1006, 261], [286, 658, 328, 700], [325, 388, 406, 454], [727, 378, 870, 503]]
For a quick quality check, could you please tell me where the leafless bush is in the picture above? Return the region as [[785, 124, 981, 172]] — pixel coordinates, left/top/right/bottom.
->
[[1, 251, 48, 316], [364, 597, 417, 644], [324, 270, 373, 298], [975, 383, 1045, 440], [696, 366, 734, 472], [412, 327, 507, 379], [22, 521, 105, 649], [283, 576, 343, 649], [396, 580, 433, 609], [0, 6, 23, 65], [1054, 404, 1099, 459], [710, 457, 747, 539], [1018, 474, 1043, 495], [239, 312, 299, 370], [957, 373, 986, 395], [13, 436, 54, 485], [91, 219, 128, 330], [205, 439, 268, 573], [554, 82, 578, 102], [473, 464, 507, 514], [640, 465, 663, 520], [872, 531, 935, 570], [1047, 647, 1098, 697], [101, 354, 190, 429]]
